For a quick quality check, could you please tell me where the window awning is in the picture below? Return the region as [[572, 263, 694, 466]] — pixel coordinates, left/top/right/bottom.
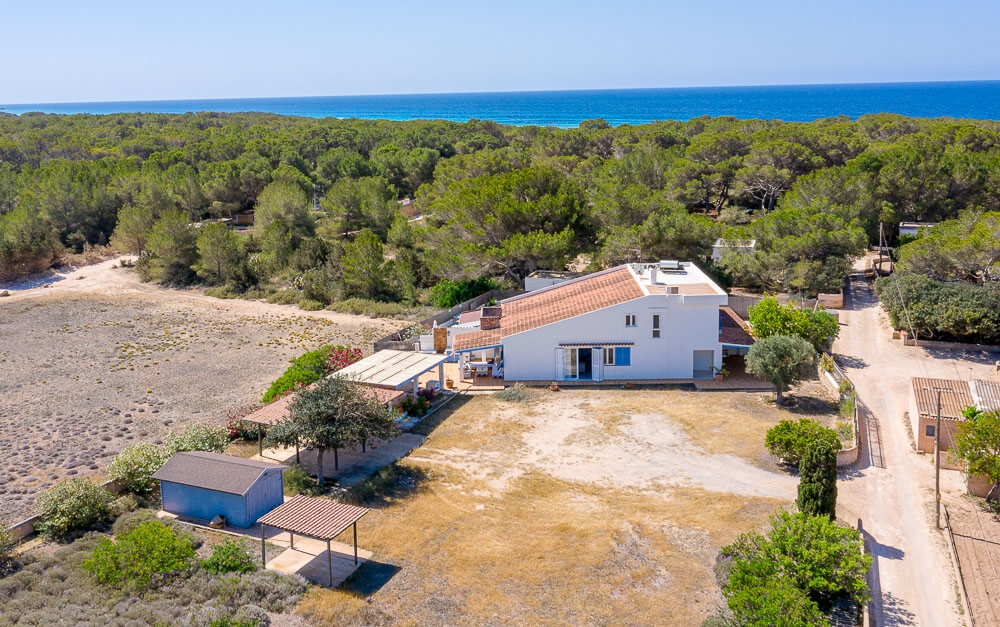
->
[[558, 341, 634, 347]]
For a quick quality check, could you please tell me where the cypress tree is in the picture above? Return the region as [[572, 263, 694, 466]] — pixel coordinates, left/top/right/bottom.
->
[[797, 439, 838, 519]]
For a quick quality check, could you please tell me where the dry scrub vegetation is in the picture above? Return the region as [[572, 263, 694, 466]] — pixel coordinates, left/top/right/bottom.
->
[[297, 387, 835, 625], [0, 277, 405, 525]]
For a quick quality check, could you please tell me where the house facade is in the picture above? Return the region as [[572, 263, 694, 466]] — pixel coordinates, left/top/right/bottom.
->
[[453, 262, 730, 382]]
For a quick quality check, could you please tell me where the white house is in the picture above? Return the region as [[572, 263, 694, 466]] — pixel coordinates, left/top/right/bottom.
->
[[453, 261, 737, 382]]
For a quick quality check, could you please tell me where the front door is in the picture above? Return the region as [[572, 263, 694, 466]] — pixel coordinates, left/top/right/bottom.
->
[[578, 348, 592, 381], [693, 350, 714, 379]]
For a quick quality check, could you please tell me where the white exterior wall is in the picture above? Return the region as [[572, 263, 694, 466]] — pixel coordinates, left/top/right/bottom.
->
[[502, 294, 725, 381]]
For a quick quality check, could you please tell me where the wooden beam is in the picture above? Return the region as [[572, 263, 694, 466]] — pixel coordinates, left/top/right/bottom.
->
[[353, 521, 358, 565], [327, 539, 333, 587]]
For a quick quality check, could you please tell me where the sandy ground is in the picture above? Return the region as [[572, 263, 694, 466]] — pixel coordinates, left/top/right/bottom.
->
[[0, 258, 407, 526], [834, 258, 1000, 627], [414, 392, 798, 500]]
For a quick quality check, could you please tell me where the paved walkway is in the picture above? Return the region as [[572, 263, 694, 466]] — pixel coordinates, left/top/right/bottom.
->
[[254, 433, 426, 487]]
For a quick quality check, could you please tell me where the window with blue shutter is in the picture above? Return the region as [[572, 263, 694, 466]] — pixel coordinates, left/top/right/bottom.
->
[[614, 347, 631, 366]]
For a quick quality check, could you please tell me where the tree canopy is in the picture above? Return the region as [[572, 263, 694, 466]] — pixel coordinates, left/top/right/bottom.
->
[[745, 334, 817, 404]]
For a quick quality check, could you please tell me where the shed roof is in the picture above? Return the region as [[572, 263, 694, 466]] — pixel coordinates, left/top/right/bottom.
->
[[911, 377, 975, 420], [334, 349, 449, 390], [972, 379, 1000, 412], [257, 495, 369, 540], [153, 451, 287, 495]]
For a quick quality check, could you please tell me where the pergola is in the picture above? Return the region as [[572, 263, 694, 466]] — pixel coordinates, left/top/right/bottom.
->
[[335, 349, 449, 395], [242, 393, 296, 456], [257, 495, 370, 587]]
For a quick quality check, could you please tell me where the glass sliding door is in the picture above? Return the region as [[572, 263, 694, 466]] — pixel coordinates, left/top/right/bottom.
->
[[563, 347, 578, 379]]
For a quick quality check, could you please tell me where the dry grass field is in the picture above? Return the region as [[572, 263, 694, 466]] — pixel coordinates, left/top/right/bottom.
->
[[0, 261, 405, 526], [297, 386, 837, 625]]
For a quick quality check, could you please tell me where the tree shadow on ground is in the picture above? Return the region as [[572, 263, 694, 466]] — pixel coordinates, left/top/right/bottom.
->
[[340, 463, 430, 510], [781, 394, 839, 416], [921, 346, 1000, 366], [338, 560, 403, 597], [880, 591, 917, 626], [834, 354, 868, 370], [860, 523, 913, 626]]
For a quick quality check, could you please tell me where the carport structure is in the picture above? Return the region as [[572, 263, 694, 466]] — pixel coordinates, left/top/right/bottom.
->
[[257, 495, 370, 587], [335, 348, 449, 395]]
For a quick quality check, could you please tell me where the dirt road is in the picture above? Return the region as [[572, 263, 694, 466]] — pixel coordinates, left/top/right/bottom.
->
[[834, 262, 998, 626]]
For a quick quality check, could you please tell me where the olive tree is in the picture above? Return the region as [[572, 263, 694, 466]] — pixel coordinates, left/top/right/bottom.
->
[[745, 334, 817, 405]]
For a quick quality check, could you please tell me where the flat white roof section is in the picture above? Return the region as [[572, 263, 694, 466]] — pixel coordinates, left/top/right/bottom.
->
[[333, 349, 449, 390]]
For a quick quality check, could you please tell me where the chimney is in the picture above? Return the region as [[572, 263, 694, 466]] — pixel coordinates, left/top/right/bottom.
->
[[649, 266, 658, 284], [480, 306, 502, 330]]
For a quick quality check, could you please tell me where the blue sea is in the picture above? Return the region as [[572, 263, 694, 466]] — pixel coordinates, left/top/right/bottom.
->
[[4, 81, 1000, 127]]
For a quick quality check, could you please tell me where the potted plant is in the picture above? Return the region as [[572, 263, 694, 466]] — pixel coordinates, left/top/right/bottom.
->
[[711, 365, 728, 382]]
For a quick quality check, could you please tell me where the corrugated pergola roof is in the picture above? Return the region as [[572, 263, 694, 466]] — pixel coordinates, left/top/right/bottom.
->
[[257, 495, 369, 541], [334, 349, 449, 389]]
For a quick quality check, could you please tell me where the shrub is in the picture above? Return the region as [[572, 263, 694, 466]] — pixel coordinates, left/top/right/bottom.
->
[[35, 479, 113, 539], [326, 345, 363, 373], [112, 508, 159, 536], [234, 604, 270, 626], [327, 298, 419, 319], [495, 383, 530, 403], [109, 493, 140, 518], [298, 298, 325, 311], [0, 526, 20, 576], [283, 464, 322, 497], [83, 520, 195, 590], [202, 539, 258, 574], [226, 404, 265, 441], [819, 353, 835, 373], [838, 393, 856, 419], [260, 345, 340, 404], [107, 443, 169, 493], [166, 423, 229, 453], [765, 419, 842, 466], [837, 378, 853, 396], [399, 394, 430, 417], [428, 276, 499, 308]]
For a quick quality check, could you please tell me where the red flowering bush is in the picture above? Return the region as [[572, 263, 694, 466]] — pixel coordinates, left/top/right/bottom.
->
[[326, 346, 363, 373]]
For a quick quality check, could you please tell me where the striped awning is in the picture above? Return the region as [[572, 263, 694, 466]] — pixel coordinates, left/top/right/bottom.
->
[[257, 495, 369, 541], [558, 341, 634, 347]]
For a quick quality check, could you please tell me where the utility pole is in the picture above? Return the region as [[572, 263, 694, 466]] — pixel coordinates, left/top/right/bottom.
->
[[930, 386, 952, 529]]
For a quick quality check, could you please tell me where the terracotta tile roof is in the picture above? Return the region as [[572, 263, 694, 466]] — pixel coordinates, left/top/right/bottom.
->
[[719, 307, 754, 347], [911, 378, 975, 420], [257, 495, 369, 540], [359, 384, 405, 405], [243, 394, 295, 426], [454, 266, 644, 351], [153, 452, 287, 495]]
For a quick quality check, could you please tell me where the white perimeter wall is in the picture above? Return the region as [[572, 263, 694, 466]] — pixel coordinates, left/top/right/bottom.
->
[[502, 294, 725, 381]]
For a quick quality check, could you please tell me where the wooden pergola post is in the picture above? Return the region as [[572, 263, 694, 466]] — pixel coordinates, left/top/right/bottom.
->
[[258, 428, 263, 456], [353, 521, 359, 565]]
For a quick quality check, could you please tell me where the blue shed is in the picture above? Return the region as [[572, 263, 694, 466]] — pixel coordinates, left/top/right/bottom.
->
[[153, 451, 287, 528]]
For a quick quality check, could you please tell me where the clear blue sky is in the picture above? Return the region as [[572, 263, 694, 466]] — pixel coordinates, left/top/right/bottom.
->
[[3, 0, 999, 104]]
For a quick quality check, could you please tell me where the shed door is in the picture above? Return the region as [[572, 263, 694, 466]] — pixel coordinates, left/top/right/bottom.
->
[[693, 350, 714, 379]]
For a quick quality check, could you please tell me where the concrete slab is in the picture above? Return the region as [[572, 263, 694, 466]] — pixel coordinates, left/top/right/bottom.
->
[[266, 536, 373, 588]]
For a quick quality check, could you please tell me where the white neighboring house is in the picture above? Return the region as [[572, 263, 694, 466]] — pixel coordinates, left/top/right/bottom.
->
[[711, 238, 756, 262], [453, 261, 737, 382]]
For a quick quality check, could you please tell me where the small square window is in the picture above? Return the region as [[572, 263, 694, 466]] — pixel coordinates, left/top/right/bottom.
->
[[625, 314, 637, 327], [926, 425, 936, 437]]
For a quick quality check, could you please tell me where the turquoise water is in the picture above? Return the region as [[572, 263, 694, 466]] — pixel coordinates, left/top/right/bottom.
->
[[4, 81, 1000, 127]]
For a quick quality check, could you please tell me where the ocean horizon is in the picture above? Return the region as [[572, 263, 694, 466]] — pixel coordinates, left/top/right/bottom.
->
[[3, 80, 1000, 127]]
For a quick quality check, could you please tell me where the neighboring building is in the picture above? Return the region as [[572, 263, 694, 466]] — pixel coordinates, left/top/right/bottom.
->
[[909, 377, 1000, 470], [524, 270, 585, 292], [898, 222, 936, 238], [153, 451, 287, 528], [453, 261, 730, 382], [711, 238, 756, 262]]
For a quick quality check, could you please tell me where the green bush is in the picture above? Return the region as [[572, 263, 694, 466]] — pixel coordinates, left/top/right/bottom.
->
[[327, 297, 422, 319], [165, 423, 229, 454], [283, 464, 322, 497], [874, 272, 1000, 344], [35, 479, 113, 539], [765, 419, 842, 466], [838, 393, 856, 419], [429, 276, 499, 308], [112, 508, 159, 536], [107, 442, 169, 493], [819, 353, 835, 373], [495, 383, 530, 403], [260, 345, 333, 403], [83, 520, 195, 590], [298, 298, 325, 311], [202, 539, 258, 574], [399, 394, 430, 417], [0, 526, 19, 576]]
